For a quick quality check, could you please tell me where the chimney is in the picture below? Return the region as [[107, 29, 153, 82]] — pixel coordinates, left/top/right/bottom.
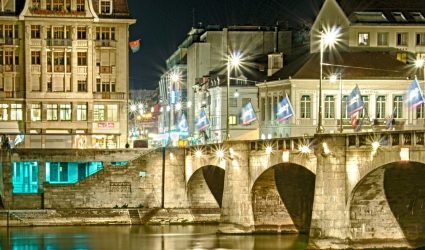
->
[[267, 53, 283, 77]]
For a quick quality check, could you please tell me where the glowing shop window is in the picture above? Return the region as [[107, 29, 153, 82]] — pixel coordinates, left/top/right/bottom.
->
[[12, 161, 39, 194], [45, 161, 103, 184]]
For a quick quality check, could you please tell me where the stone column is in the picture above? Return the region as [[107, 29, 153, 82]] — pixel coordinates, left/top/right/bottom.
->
[[308, 134, 349, 248], [218, 141, 254, 234]]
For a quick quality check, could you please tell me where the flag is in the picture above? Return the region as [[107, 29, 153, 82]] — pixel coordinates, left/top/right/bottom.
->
[[276, 95, 294, 122], [129, 39, 141, 53], [386, 108, 396, 130], [178, 114, 188, 133], [351, 113, 359, 129], [195, 111, 210, 131], [407, 79, 424, 108], [347, 85, 364, 116], [240, 101, 257, 125]]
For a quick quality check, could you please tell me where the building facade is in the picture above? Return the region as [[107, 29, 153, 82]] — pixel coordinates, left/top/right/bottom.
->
[[259, 0, 425, 138], [0, 0, 135, 149]]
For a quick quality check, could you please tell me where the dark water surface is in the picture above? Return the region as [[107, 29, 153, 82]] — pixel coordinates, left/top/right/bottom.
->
[[0, 225, 309, 250]]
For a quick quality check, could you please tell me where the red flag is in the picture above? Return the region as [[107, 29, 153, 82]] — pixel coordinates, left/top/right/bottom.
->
[[129, 39, 141, 53], [351, 113, 358, 129]]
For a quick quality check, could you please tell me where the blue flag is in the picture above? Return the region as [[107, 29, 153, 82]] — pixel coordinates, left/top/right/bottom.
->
[[407, 79, 424, 108], [240, 102, 257, 125], [276, 95, 294, 122], [195, 111, 210, 131], [178, 114, 189, 133], [347, 85, 364, 116]]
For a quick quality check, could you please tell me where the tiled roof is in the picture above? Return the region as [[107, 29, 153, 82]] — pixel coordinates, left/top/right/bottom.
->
[[270, 50, 414, 81], [338, 0, 425, 23], [92, 0, 130, 18]]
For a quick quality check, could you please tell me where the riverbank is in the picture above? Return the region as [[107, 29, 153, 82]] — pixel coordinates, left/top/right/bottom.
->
[[0, 208, 221, 227]]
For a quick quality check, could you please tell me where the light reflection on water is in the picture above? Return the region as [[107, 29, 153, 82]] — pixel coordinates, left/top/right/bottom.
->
[[0, 225, 309, 250]]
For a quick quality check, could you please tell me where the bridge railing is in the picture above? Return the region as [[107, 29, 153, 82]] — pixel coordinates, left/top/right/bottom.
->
[[346, 130, 425, 148]]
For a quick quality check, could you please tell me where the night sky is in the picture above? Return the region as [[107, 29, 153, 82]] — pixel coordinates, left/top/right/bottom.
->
[[127, 0, 323, 90]]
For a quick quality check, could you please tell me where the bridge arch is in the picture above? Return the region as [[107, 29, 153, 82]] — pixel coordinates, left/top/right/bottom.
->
[[251, 163, 315, 233], [186, 165, 225, 209], [348, 161, 425, 247]]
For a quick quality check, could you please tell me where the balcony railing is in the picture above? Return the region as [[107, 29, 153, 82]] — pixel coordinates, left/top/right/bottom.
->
[[95, 40, 116, 48], [3, 91, 24, 98], [93, 92, 125, 100], [2, 38, 19, 46], [1, 65, 19, 72], [47, 39, 72, 47], [48, 65, 71, 72]]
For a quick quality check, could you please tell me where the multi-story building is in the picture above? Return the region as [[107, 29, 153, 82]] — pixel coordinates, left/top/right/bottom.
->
[[0, 0, 135, 149], [259, 0, 425, 138]]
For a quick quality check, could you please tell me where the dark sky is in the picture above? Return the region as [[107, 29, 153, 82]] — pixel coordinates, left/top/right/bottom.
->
[[127, 0, 323, 90]]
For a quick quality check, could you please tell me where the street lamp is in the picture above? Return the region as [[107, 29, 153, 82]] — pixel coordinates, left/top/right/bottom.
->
[[317, 27, 340, 133], [226, 52, 242, 140], [330, 73, 343, 133]]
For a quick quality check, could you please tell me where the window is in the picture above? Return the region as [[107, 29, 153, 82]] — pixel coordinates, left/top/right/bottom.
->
[[46, 162, 103, 184], [341, 96, 348, 119], [392, 12, 406, 22], [260, 97, 265, 121], [53, 26, 65, 39], [32, 0, 40, 9], [102, 82, 110, 92], [397, 33, 408, 46], [60, 104, 71, 121], [5, 50, 13, 65], [31, 25, 40, 39], [52, 0, 64, 11], [47, 104, 58, 121], [96, 27, 115, 40], [411, 12, 425, 22], [100, 0, 112, 14], [393, 96, 403, 118], [417, 33, 425, 46], [31, 51, 41, 65], [77, 104, 87, 121], [229, 98, 237, 107], [77, 27, 87, 40], [358, 33, 369, 46], [417, 103, 425, 119], [396, 52, 408, 63], [76, 0, 85, 11], [54, 52, 65, 65], [93, 104, 105, 121], [0, 104, 8, 121], [12, 162, 38, 194], [5, 25, 13, 39], [377, 32, 388, 46], [107, 105, 118, 121], [376, 96, 386, 119], [359, 96, 369, 118], [300, 95, 311, 118], [77, 52, 87, 65], [324, 95, 335, 119], [10, 104, 22, 121], [31, 104, 41, 121], [77, 80, 87, 92], [229, 115, 237, 125]]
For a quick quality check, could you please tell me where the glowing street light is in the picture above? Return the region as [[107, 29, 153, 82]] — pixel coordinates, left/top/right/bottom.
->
[[317, 26, 341, 133], [226, 51, 242, 140]]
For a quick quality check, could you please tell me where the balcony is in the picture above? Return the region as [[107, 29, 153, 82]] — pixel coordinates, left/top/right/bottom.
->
[[2, 91, 24, 98], [93, 92, 125, 100], [47, 39, 72, 47], [2, 38, 19, 46], [31, 65, 41, 73], [95, 40, 116, 48], [48, 65, 71, 72], [96, 66, 116, 74], [1, 65, 19, 72]]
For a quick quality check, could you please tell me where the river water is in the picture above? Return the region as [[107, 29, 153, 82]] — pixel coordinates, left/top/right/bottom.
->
[[0, 225, 309, 250]]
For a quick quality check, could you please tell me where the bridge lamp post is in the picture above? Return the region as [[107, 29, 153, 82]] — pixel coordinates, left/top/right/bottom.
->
[[226, 52, 242, 141], [317, 27, 340, 133], [330, 73, 343, 133]]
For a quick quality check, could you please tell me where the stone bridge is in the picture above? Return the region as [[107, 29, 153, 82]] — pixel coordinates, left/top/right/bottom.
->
[[1, 130, 425, 248]]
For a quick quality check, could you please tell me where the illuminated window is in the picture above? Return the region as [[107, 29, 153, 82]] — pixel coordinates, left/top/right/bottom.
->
[[31, 104, 41, 121], [47, 104, 58, 120], [93, 104, 105, 121], [377, 32, 388, 46], [107, 104, 118, 121], [0, 104, 8, 121], [376, 96, 386, 119], [300, 95, 311, 118], [10, 104, 22, 121], [396, 52, 408, 63], [77, 104, 87, 121], [324, 95, 335, 119], [358, 33, 369, 46], [229, 115, 237, 125], [12, 161, 38, 194], [59, 104, 71, 121], [393, 96, 403, 118]]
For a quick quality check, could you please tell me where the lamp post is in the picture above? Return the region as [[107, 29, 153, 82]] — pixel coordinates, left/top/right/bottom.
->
[[317, 27, 339, 133], [330, 73, 343, 133], [226, 52, 241, 141]]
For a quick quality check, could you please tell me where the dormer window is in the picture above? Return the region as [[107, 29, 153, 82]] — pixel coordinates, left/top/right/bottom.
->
[[392, 12, 406, 22], [354, 12, 387, 22], [100, 0, 112, 15], [32, 0, 40, 9], [77, 0, 85, 12], [411, 12, 425, 22]]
